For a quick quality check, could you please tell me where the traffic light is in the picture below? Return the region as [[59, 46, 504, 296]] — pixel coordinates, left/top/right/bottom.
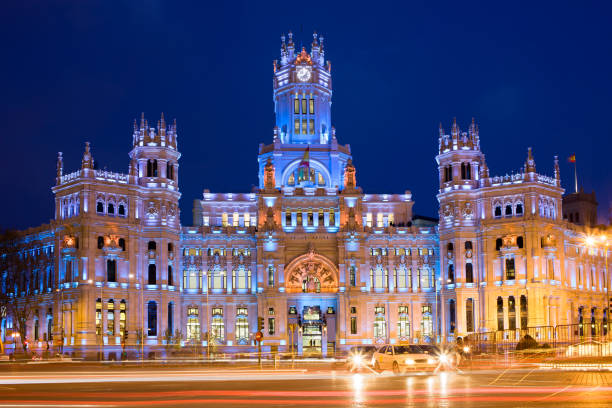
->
[[258, 317, 264, 331]]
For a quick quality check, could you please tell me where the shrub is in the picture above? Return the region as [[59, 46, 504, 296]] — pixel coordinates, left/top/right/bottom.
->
[[516, 334, 538, 350]]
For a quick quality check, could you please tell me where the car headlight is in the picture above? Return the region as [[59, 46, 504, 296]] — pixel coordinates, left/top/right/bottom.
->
[[350, 354, 363, 366], [405, 358, 415, 365], [427, 358, 435, 364], [438, 353, 449, 364], [463, 346, 470, 353]]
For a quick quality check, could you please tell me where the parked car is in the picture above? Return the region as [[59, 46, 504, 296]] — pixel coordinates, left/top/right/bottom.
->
[[372, 344, 441, 374], [346, 346, 378, 372]]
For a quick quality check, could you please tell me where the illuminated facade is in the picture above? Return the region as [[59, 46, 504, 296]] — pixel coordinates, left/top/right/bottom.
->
[[1, 33, 609, 357]]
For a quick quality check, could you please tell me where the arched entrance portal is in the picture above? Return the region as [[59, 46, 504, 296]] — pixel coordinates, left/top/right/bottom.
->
[[284, 250, 338, 356]]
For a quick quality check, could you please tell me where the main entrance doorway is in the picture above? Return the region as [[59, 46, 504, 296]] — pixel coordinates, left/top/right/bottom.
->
[[302, 306, 322, 355]]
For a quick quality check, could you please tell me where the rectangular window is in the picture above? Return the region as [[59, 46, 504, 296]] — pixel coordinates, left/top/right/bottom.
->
[[294, 99, 299, 114], [350, 316, 357, 334], [388, 213, 394, 226], [350, 306, 357, 314], [297, 211, 303, 225], [309, 119, 315, 135], [366, 213, 373, 227], [318, 211, 324, 225], [268, 266, 274, 287], [307, 211, 314, 226], [329, 209, 335, 226], [232, 212, 239, 227], [203, 216, 210, 226], [302, 119, 307, 135], [285, 212, 292, 226], [309, 99, 314, 114], [268, 317, 275, 335], [506, 258, 516, 280], [349, 266, 356, 287], [244, 213, 250, 227], [376, 213, 383, 228], [301, 99, 307, 115], [222, 213, 228, 227], [294, 119, 300, 134]]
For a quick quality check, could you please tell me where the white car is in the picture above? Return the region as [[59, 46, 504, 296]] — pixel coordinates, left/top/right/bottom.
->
[[372, 344, 440, 374]]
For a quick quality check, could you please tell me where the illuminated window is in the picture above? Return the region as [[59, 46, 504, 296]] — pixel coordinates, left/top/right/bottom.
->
[[119, 300, 126, 338], [294, 99, 299, 114], [505, 258, 516, 280], [318, 210, 324, 225], [211, 308, 224, 341], [203, 216, 210, 226], [236, 308, 249, 344], [233, 266, 250, 290], [329, 209, 335, 226], [396, 266, 408, 288], [376, 213, 383, 228], [268, 265, 274, 286], [302, 119, 307, 134], [294, 119, 300, 134], [232, 212, 239, 227], [366, 212, 373, 227], [371, 266, 386, 289], [350, 316, 357, 334], [309, 98, 314, 114], [374, 307, 386, 338], [297, 211, 303, 225], [421, 306, 432, 338], [244, 213, 250, 227], [301, 98, 307, 115], [221, 213, 228, 227], [349, 266, 356, 287], [309, 119, 314, 134], [209, 267, 226, 290], [183, 270, 200, 289], [388, 213, 394, 226], [95, 298, 102, 336], [268, 317, 275, 335], [317, 172, 325, 186], [398, 307, 410, 338], [187, 306, 200, 340], [288, 172, 295, 186], [307, 211, 314, 225]]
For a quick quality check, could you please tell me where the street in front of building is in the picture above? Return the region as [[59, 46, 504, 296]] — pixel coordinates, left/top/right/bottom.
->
[[0, 364, 611, 407]]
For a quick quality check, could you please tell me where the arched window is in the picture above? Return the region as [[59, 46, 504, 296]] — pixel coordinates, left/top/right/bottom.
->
[[147, 301, 157, 336], [107, 259, 117, 282], [461, 162, 471, 180], [396, 266, 409, 288], [167, 265, 173, 286], [497, 297, 504, 331], [494, 206, 502, 218], [505, 205, 513, 217], [168, 243, 174, 253], [96, 201, 104, 213], [515, 203, 523, 216], [166, 161, 173, 180], [466, 298, 474, 332], [465, 241, 472, 251], [447, 242, 454, 252], [119, 238, 126, 251], [465, 263, 473, 283], [517, 236, 524, 249], [148, 264, 156, 285], [444, 165, 452, 182], [152, 160, 158, 177], [148, 241, 156, 251], [508, 296, 516, 330], [97, 236, 104, 249], [495, 238, 503, 251], [107, 203, 115, 215], [118, 204, 126, 216], [447, 264, 454, 283]]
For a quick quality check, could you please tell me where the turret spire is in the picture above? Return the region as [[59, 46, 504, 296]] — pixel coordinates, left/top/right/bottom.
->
[[525, 147, 536, 173], [56, 152, 63, 180], [81, 142, 94, 169]]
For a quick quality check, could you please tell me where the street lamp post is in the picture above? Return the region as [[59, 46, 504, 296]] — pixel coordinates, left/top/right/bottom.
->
[[56, 287, 64, 354]]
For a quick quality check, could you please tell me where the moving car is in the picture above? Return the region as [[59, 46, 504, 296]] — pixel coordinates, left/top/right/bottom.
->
[[346, 346, 378, 372], [372, 344, 441, 374]]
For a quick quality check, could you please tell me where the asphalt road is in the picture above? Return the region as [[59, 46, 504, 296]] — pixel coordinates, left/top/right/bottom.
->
[[0, 366, 611, 407]]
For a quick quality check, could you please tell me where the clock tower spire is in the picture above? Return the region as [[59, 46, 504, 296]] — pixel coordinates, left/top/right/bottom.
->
[[273, 31, 332, 145]]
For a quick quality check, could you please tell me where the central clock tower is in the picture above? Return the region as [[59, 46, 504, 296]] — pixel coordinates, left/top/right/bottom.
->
[[273, 32, 332, 145]]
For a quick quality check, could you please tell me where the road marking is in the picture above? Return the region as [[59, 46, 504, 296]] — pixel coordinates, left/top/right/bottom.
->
[[488, 366, 512, 385], [514, 368, 536, 384]]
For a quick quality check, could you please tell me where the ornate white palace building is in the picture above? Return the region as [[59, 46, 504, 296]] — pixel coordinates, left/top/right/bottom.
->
[[1, 33, 610, 357]]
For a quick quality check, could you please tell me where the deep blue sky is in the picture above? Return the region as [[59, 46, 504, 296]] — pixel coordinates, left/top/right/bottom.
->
[[2, 1, 611, 230]]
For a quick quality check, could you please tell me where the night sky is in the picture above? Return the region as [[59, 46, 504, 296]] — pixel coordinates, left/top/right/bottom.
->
[[2, 1, 611, 230]]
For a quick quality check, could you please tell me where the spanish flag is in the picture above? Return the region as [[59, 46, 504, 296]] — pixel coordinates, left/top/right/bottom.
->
[[568, 154, 576, 163], [297, 146, 310, 181], [299, 146, 310, 168]]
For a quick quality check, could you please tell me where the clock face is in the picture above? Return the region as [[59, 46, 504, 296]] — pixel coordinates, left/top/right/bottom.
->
[[296, 67, 311, 82]]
